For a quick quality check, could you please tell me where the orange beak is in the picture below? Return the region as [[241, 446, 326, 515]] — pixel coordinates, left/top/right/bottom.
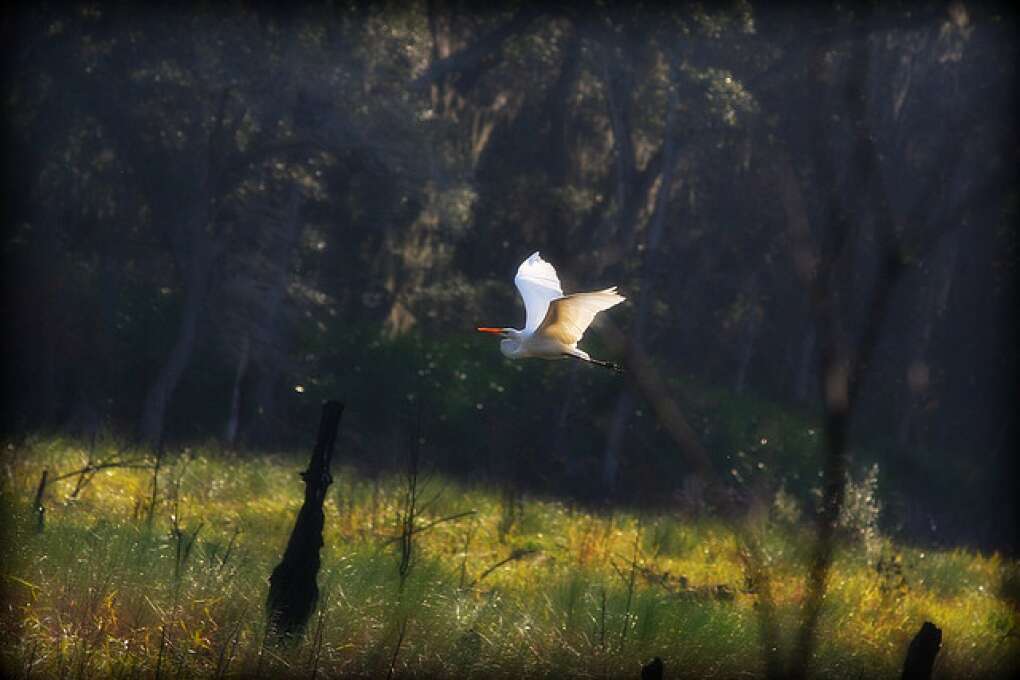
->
[[476, 327, 503, 334]]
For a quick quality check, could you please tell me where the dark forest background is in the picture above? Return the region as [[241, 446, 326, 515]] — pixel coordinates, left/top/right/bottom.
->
[[2, 1, 1016, 551]]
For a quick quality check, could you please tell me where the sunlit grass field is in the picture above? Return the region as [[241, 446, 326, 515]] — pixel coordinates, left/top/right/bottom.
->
[[2, 436, 1017, 678]]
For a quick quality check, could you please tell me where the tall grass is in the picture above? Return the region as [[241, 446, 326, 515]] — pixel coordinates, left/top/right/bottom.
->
[[1, 435, 1017, 678]]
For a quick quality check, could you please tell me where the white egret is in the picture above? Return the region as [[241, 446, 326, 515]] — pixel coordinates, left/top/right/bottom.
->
[[477, 252, 625, 372]]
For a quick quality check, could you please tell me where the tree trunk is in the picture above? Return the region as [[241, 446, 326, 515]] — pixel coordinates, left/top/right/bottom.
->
[[602, 391, 633, 491], [67, 249, 119, 439], [139, 242, 217, 446], [551, 363, 582, 480], [426, 0, 453, 115], [602, 62, 681, 492], [546, 28, 581, 186], [793, 325, 816, 402], [898, 237, 957, 446], [224, 335, 250, 447], [35, 211, 64, 429], [137, 85, 231, 447], [249, 364, 281, 447], [735, 271, 761, 395], [415, 4, 540, 98], [96, 248, 119, 419], [246, 187, 303, 446], [266, 401, 344, 638], [601, 47, 636, 217]]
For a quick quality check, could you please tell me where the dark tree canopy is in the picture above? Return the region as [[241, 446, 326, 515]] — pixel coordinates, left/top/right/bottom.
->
[[2, 1, 1016, 552]]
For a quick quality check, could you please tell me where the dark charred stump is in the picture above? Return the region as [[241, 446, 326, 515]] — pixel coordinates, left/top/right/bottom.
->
[[266, 401, 344, 639], [641, 656, 663, 680], [902, 621, 942, 680]]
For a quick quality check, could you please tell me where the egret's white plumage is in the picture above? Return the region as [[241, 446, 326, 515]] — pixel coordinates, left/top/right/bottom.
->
[[478, 252, 625, 372]]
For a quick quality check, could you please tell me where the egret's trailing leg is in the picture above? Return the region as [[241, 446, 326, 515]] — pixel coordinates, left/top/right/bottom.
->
[[565, 352, 623, 374]]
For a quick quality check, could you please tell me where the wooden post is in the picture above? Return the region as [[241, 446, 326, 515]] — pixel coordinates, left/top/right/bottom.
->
[[266, 401, 344, 639], [902, 621, 941, 680]]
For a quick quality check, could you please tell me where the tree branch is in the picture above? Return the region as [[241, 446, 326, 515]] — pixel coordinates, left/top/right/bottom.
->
[[410, 7, 543, 92], [597, 318, 715, 479]]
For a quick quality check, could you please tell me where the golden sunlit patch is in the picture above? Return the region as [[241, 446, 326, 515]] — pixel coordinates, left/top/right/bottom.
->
[[2, 437, 1016, 679]]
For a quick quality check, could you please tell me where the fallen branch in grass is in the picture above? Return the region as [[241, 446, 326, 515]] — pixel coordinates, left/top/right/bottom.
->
[[50, 457, 153, 484], [380, 510, 478, 547], [219, 526, 241, 571], [467, 548, 538, 589], [615, 556, 737, 603], [29, 456, 154, 532]]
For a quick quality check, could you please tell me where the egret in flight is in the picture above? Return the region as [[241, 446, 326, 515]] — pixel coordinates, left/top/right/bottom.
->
[[477, 252, 625, 372]]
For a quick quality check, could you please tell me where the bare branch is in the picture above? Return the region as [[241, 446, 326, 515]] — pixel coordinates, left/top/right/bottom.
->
[[381, 510, 477, 546], [50, 458, 154, 483], [467, 548, 538, 588]]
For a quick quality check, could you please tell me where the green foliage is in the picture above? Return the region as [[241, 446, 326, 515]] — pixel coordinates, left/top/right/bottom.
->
[[838, 463, 883, 559], [1, 438, 1017, 678], [644, 517, 695, 558]]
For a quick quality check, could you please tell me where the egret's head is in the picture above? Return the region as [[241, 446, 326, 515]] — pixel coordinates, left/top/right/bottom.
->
[[478, 327, 523, 358]]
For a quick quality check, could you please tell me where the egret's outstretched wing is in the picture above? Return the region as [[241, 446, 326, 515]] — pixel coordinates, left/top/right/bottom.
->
[[535, 288, 625, 345], [514, 252, 564, 332]]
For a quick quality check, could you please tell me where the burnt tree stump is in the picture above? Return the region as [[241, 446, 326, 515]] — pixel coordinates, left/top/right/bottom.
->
[[266, 400, 344, 639], [641, 656, 664, 680], [902, 621, 942, 680]]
